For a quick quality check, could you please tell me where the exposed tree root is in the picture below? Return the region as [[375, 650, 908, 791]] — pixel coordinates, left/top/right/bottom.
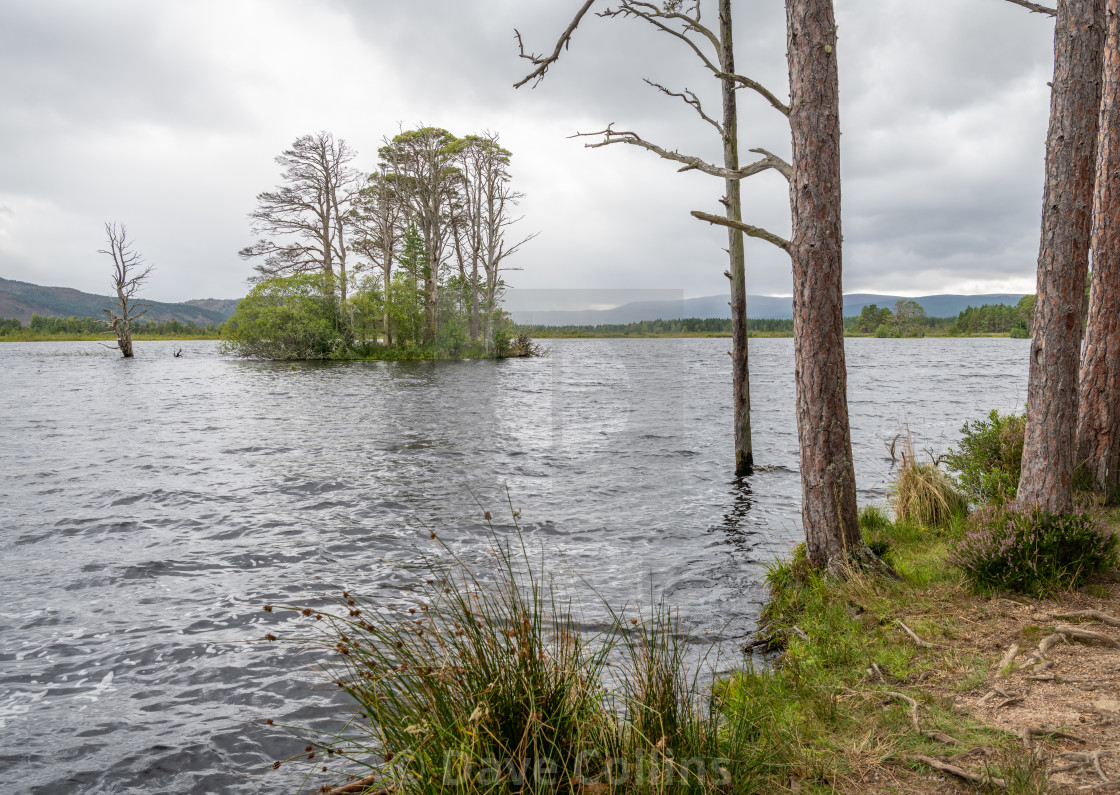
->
[[998, 643, 1020, 675], [910, 754, 1008, 789], [1050, 609, 1120, 627], [1054, 624, 1120, 648]]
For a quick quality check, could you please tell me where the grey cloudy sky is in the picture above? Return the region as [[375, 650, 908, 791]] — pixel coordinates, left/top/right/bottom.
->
[[0, 0, 1055, 304]]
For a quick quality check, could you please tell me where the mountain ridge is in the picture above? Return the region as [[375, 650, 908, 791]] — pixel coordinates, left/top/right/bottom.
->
[[0, 276, 239, 325], [510, 293, 1028, 325]]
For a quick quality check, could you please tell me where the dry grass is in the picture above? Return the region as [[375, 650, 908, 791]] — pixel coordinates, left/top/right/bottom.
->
[[891, 428, 969, 529]]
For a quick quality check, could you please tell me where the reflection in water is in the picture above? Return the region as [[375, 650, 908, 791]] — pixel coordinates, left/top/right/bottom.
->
[[713, 476, 759, 553]]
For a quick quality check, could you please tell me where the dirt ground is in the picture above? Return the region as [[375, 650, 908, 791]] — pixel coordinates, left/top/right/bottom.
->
[[889, 580, 1120, 792]]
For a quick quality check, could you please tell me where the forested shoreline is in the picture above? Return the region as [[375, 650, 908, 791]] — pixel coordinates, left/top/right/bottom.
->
[[0, 298, 1040, 342]]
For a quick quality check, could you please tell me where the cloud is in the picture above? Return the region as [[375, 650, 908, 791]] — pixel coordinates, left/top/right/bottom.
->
[[0, 0, 1060, 303]]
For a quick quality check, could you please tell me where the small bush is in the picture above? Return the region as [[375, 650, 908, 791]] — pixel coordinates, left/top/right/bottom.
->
[[945, 410, 1026, 506], [949, 502, 1119, 595]]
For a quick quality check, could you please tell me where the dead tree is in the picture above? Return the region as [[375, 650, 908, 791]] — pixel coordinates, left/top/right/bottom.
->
[[458, 134, 536, 349], [517, 0, 791, 476], [1078, 0, 1120, 503], [99, 222, 152, 358], [519, 0, 880, 572], [240, 132, 361, 305], [1017, 0, 1105, 512]]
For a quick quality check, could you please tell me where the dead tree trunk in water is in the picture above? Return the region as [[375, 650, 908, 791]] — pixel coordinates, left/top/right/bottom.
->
[[99, 222, 153, 359], [720, 0, 752, 475], [516, 0, 794, 476], [1078, 0, 1120, 503], [786, 0, 866, 571], [1019, 0, 1104, 512]]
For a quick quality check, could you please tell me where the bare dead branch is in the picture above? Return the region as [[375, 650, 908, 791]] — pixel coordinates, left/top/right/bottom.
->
[[1050, 609, 1120, 627], [514, 0, 598, 89], [644, 79, 724, 136], [1003, 0, 1057, 16], [883, 691, 921, 733], [726, 73, 792, 116], [572, 124, 787, 181], [747, 148, 792, 180], [690, 210, 789, 251], [599, 1, 722, 72]]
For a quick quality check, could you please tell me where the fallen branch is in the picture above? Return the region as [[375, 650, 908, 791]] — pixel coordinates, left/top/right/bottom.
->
[[897, 619, 941, 649], [923, 730, 962, 745], [883, 691, 921, 733], [911, 754, 1008, 789], [322, 774, 387, 795], [1059, 750, 1110, 782]]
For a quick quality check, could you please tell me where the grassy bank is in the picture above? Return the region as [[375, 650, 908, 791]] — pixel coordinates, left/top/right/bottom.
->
[[262, 498, 1120, 794]]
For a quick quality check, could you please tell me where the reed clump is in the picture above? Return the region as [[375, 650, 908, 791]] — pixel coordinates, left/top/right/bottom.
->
[[268, 517, 752, 794], [890, 429, 968, 529]]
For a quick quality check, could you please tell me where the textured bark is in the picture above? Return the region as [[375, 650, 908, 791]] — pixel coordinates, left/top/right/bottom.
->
[[787, 0, 862, 570], [720, 0, 753, 476], [1019, 0, 1105, 511], [1078, 0, 1120, 502]]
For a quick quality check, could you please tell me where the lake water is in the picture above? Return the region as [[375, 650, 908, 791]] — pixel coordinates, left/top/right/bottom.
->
[[0, 337, 1030, 793]]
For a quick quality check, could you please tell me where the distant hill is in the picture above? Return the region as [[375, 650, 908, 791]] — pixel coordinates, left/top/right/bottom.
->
[[511, 293, 1028, 325], [0, 277, 240, 325]]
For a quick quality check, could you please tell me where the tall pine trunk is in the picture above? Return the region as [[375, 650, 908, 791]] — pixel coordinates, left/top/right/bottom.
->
[[720, 0, 753, 476], [787, 0, 865, 570], [1078, 0, 1120, 503], [1019, 0, 1104, 512]]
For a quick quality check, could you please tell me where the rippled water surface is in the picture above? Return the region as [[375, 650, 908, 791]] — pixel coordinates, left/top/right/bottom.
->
[[0, 337, 1030, 793]]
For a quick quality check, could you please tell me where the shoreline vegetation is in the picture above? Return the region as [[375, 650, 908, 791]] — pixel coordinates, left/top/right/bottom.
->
[[0, 298, 1036, 344], [262, 420, 1120, 794]]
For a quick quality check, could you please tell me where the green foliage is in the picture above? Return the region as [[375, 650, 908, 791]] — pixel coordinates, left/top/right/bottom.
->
[[950, 503, 1119, 595], [873, 322, 897, 338], [945, 410, 1026, 506], [948, 300, 1037, 336], [221, 273, 341, 360], [853, 303, 893, 334]]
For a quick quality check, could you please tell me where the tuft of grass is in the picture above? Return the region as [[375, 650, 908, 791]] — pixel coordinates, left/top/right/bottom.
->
[[268, 517, 766, 794], [890, 429, 969, 529]]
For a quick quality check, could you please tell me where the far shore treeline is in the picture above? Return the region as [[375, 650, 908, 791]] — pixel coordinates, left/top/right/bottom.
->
[[0, 296, 1039, 341]]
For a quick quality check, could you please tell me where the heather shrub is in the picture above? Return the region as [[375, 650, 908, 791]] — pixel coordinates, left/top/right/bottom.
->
[[950, 502, 1118, 595], [945, 410, 1026, 506]]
